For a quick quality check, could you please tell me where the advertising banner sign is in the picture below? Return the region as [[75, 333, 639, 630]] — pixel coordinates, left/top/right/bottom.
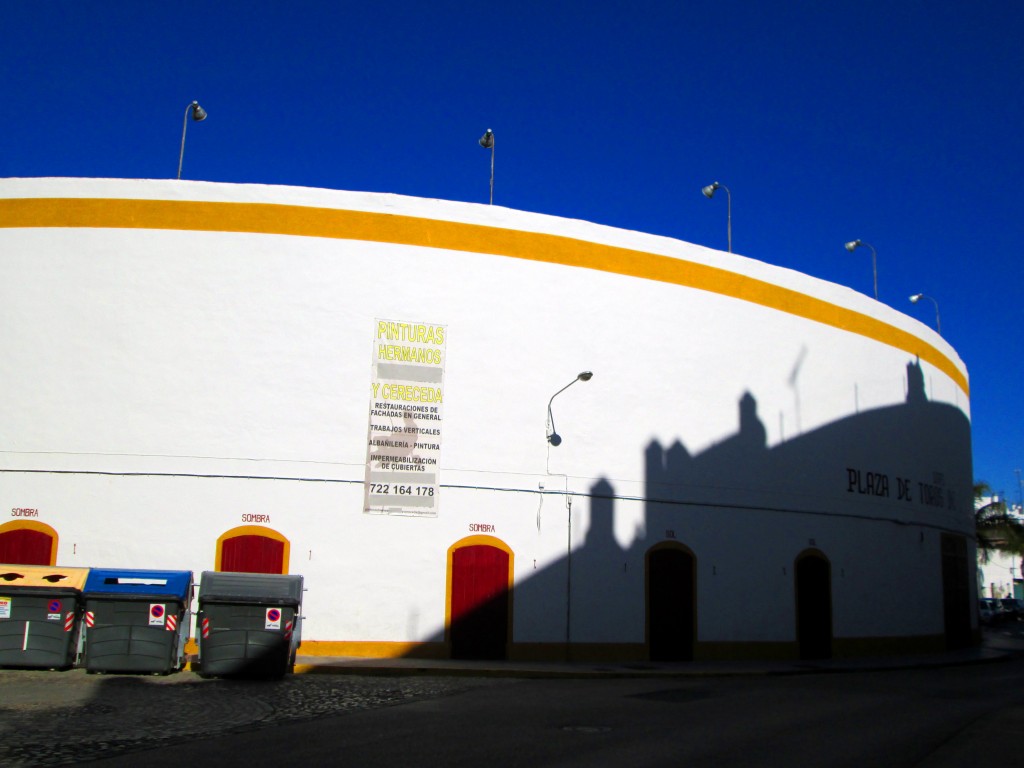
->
[[364, 319, 446, 516]]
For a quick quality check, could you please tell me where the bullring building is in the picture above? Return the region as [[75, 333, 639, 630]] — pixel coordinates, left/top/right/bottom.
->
[[0, 177, 975, 662]]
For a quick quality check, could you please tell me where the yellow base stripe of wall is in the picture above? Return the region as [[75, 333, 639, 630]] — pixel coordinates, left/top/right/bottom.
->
[[297, 641, 449, 659], [289, 636, 953, 663]]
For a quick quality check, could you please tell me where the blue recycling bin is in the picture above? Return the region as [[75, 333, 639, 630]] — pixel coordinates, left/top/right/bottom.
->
[[81, 569, 193, 674]]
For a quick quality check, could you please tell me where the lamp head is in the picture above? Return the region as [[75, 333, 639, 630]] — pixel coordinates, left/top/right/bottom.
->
[[547, 432, 562, 446], [478, 129, 494, 149], [844, 240, 861, 252], [702, 182, 720, 199], [909, 294, 923, 304], [190, 101, 208, 122], [577, 371, 593, 382]]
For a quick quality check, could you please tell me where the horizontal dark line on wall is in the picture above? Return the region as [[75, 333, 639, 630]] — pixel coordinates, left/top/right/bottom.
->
[[1, 467, 970, 537]]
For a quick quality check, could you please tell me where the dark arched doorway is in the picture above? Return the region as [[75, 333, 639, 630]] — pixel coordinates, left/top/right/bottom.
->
[[448, 537, 512, 660], [0, 522, 57, 565], [216, 527, 289, 574], [795, 550, 832, 660], [940, 534, 972, 650], [646, 544, 696, 661]]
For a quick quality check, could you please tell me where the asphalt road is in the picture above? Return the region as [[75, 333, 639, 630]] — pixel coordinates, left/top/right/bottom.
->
[[102, 665, 1024, 767], [4, 632, 1024, 768]]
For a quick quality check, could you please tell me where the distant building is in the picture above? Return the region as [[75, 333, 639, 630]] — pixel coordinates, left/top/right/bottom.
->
[[0, 177, 975, 660], [976, 500, 1024, 600]]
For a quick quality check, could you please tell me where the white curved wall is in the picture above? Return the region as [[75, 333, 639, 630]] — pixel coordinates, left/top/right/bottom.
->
[[0, 178, 974, 658]]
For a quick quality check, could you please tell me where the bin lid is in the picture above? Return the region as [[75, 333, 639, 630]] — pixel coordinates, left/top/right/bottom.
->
[[198, 571, 303, 605], [83, 569, 193, 600], [0, 564, 90, 591]]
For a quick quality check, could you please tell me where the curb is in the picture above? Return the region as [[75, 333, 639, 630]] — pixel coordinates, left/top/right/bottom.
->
[[287, 647, 1012, 680]]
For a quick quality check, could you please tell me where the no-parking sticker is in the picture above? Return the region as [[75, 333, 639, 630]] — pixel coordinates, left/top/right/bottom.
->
[[0, 597, 10, 619], [149, 603, 166, 626], [265, 607, 282, 630]]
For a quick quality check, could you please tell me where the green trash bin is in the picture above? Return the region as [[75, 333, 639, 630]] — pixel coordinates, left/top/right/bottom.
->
[[0, 564, 89, 669], [197, 571, 303, 677], [81, 569, 193, 674]]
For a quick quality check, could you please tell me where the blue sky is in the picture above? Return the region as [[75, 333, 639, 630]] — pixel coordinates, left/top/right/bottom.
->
[[3, 1, 1021, 500]]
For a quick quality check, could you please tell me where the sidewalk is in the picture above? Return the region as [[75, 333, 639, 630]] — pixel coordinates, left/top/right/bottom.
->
[[291, 636, 1016, 679]]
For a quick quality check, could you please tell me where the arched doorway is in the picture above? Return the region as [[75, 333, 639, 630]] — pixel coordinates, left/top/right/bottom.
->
[[215, 526, 290, 574], [646, 544, 696, 661], [0, 521, 58, 565], [795, 550, 832, 660], [446, 536, 513, 660]]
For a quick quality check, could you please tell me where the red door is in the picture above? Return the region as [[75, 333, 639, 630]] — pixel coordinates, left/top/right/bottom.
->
[[220, 534, 285, 574], [0, 528, 54, 565], [450, 545, 509, 660]]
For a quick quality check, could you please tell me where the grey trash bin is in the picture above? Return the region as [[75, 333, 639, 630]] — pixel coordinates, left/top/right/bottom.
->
[[197, 571, 303, 677]]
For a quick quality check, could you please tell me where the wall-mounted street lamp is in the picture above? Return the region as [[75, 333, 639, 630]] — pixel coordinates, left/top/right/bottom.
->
[[909, 293, 941, 335], [478, 129, 495, 205], [546, 371, 593, 446], [701, 181, 732, 253], [177, 100, 208, 180], [844, 239, 878, 300]]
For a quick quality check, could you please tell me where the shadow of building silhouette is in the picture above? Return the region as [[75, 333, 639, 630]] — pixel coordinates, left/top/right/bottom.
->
[[428, 359, 974, 662]]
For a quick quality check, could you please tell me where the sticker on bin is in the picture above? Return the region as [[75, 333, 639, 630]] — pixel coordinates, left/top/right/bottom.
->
[[166, 614, 177, 632], [49, 599, 62, 613], [0, 597, 10, 619], [265, 607, 282, 630], [149, 603, 166, 626]]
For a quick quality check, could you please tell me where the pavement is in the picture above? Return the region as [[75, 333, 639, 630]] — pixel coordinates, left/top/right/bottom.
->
[[288, 628, 1023, 678]]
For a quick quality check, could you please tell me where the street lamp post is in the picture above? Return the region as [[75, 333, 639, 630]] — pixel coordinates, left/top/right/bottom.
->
[[177, 100, 208, 180], [546, 371, 593, 446], [478, 129, 495, 205], [543, 370, 593, 662], [844, 239, 878, 300], [701, 181, 732, 253], [909, 293, 942, 335]]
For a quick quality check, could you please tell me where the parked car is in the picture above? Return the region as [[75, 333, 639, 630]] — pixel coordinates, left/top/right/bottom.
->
[[979, 598, 1000, 625], [999, 598, 1024, 619]]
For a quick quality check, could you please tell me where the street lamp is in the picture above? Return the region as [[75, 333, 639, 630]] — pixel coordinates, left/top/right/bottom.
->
[[701, 181, 732, 253], [177, 100, 208, 180], [546, 371, 593, 446], [844, 239, 878, 300], [909, 293, 942, 335], [478, 129, 495, 205]]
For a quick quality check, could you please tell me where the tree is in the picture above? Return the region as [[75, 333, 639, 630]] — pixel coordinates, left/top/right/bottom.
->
[[975, 481, 1024, 564]]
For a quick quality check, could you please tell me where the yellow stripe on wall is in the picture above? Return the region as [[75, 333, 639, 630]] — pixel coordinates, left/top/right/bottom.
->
[[0, 196, 968, 396]]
